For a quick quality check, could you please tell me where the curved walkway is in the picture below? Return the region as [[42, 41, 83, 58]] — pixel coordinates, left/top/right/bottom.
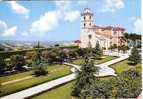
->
[[1, 54, 129, 99], [64, 54, 129, 77]]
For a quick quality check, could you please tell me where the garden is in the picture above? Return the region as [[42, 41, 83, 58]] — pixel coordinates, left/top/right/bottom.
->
[[0, 42, 141, 98], [31, 46, 141, 99]]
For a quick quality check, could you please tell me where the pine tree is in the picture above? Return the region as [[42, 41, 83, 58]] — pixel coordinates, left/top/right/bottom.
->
[[128, 47, 140, 65], [32, 41, 47, 76], [71, 53, 98, 98], [93, 41, 102, 59]]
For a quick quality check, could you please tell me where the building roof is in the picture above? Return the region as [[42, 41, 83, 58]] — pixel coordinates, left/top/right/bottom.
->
[[90, 25, 125, 31], [81, 7, 93, 16], [74, 40, 81, 43]]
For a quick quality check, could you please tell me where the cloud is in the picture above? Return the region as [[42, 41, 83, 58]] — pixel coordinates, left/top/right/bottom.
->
[[0, 20, 7, 33], [77, 0, 88, 6], [101, 0, 124, 12], [64, 10, 80, 22], [129, 16, 136, 21], [2, 26, 17, 37], [30, 1, 80, 33], [0, 20, 17, 36], [8, 1, 30, 19], [54, 0, 71, 9], [21, 32, 29, 36], [133, 18, 142, 33], [30, 10, 61, 33]]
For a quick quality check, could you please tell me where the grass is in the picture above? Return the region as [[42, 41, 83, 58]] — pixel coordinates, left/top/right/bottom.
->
[[0, 64, 71, 97], [31, 59, 141, 99], [96, 55, 116, 64], [71, 55, 116, 65], [32, 76, 115, 99], [0, 71, 33, 83], [110, 59, 141, 74], [32, 81, 75, 99]]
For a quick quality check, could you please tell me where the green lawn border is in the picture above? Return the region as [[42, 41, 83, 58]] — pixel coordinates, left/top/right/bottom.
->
[[0, 71, 72, 97], [28, 80, 75, 99]]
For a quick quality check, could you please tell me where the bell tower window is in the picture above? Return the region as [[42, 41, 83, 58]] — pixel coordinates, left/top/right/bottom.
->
[[89, 16, 91, 19], [89, 23, 91, 26], [84, 16, 86, 20], [84, 23, 86, 27], [88, 34, 92, 39]]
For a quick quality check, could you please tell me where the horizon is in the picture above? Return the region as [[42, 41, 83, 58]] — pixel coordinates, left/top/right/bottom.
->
[[0, 0, 141, 41]]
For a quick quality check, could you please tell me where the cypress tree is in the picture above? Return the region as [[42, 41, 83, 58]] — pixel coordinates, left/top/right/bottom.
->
[[128, 47, 141, 65]]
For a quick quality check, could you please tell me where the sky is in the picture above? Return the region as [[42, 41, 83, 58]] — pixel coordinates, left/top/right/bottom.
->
[[0, 0, 141, 41]]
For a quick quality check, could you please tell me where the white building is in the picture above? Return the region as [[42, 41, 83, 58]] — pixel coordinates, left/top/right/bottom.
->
[[80, 8, 126, 49]]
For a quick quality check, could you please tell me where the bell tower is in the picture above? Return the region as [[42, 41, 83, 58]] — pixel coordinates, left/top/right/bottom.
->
[[80, 8, 93, 48], [81, 8, 93, 29]]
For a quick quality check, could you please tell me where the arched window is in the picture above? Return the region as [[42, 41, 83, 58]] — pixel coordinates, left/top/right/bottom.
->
[[84, 23, 86, 27], [89, 23, 91, 26], [88, 34, 92, 39], [84, 16, 86, 20], [89, 16, 91, 19]]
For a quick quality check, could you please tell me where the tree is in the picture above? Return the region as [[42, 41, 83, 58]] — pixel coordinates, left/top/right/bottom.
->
[[47, 50, 58, 64], [109, 44, 117, 51], [59, 49, 68, 63], [0, 57, 6, 74], [113, 44, 117, 49], [116, 69, 141, 98], [32, 42, 47, 76], [128, 47, 141, 65], [71, 55, 98, 98], [124, 33, 129, 40], [42, 50, 49, 62], [10, 55, 25, 71], [124, 33, 141, 47], [90, 78, 117, 98], [25, 51, 35, 66], [33, 41, 44, 48], [68, 50, 78, 60], [93, 41, 102, 59], [75, 48, 85, 58], [118, 45, 129, 53], [0, 47, 4, 51]]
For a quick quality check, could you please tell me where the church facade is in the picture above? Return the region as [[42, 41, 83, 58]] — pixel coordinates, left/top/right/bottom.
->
[[80, 8, 127, 49]]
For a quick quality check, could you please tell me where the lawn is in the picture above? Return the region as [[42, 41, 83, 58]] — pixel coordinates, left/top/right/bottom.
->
[[110, 60, 141, 74], [32, 81, 75, 99], [71, 55, 116, 65], [31, 59, 142, 99], [31, 77, 115, 99], [0, 71, 33, 83], [0, 64, 71, 97]]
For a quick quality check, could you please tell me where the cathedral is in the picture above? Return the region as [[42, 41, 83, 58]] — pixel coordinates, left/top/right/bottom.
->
[[80, 8, 127, 49]]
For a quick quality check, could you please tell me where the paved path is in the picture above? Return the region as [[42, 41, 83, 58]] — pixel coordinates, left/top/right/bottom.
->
[[1, 73, 76, 99], [1, 53, 129, 99], [95, 55, 129, 76], [64, 54, 129, 76]]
